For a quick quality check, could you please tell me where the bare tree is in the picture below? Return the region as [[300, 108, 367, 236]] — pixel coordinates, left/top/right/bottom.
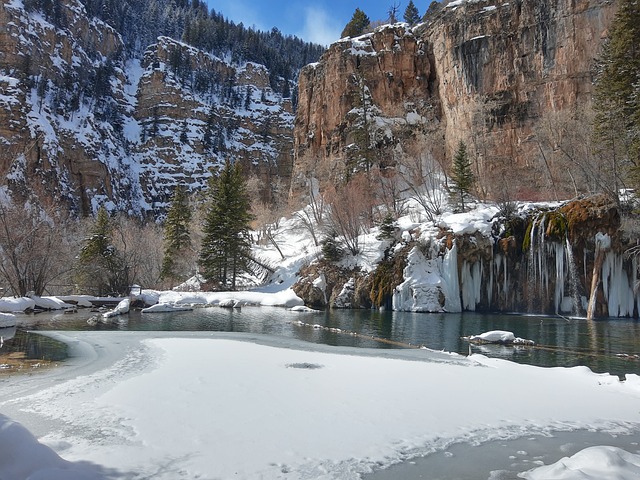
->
[[326, 173, 374, 255], [396, 151, 447, 222], [534, 107, 627, 203], [112, 216, 165, 289], [387, 2, 400, 23], [293, 175, 328, 247], [0, 197, 76, 296], [75, 213, 165, 294], [252, 201, 287, 260]]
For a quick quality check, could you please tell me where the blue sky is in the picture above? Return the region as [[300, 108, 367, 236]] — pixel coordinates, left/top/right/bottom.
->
[[204, 1, 429, 45]]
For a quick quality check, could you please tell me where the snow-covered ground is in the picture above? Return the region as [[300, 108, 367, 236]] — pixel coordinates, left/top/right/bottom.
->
[[1, 331, 640, 479]]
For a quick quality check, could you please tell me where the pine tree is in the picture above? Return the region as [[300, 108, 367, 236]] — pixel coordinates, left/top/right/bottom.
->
[[160, 185, 192, 282], [404, 0, 421, 25], [199, 160, 254, 290], [341, 8, 370, 38], [376, 213, 396, 240], [592, 0, 640, 193], [76, 207, 124, 295], [449, 141, 475, 213]]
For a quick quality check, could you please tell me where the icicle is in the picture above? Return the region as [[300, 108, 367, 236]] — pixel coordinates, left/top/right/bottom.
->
[[460, 260, 483, 311], [442, 243, 461, 313], [503, 254, 508, 305], [554, 241, 565, 314], [565, 236, 582, 316], [488, 254, 494, 309]]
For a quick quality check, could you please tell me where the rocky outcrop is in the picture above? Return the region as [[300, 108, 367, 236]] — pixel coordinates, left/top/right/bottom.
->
[[132, 37, 295, 209], [0, 0, 296, 215], [293, 24, 439, 191], [293, 197, 639, 318], [291, 0, 617, 200]]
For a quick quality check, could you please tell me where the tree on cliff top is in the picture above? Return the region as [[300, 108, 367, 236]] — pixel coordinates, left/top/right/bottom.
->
[[592, 0, 640, 195], [404, 1, 421, 25], [341, 8, 371, 38]]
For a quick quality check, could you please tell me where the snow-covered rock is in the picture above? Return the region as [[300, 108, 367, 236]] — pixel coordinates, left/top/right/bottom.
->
[[102, 299, 130, 318], [289, 305, 320, 313], [466, 330, 535, 345], [57, 296, 95, 308], [29, 296, 74, 311], [520, 445, 640, 479], [0, 297, 36, 313], [141, 303, 192, 313]]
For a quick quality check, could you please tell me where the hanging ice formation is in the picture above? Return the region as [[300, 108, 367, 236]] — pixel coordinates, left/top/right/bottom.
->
[[518, 213, 585, 315], [390, 214, 639, 316], [392, 242, 461, 313], [598, 233, 640, 317]]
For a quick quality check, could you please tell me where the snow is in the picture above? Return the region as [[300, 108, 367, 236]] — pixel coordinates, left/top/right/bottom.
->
[[101, 298, 130, 318], [140, 303, 193, 313], [289, 305, 320, 312], [29, 296, 74, 311], [467, 330, 535, 345], [0, 312, 16, 328], [520, 446, 640, 479], [1, 332, 639, 479], [0, 297, 36, 313]]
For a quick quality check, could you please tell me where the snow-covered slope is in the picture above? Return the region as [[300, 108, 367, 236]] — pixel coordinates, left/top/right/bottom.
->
[[0, 0, 297, 216]]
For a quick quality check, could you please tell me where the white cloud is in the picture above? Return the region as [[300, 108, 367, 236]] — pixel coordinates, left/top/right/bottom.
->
[[299, 6, 342, 46]]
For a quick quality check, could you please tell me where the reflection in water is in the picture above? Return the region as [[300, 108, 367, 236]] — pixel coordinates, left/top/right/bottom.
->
[[12, 307, 640, 377], [0, 329, 68, 361]]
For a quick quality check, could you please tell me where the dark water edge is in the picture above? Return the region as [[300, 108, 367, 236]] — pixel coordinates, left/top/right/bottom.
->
[[4, 306, 640, 376], [0, 329, 68, 361], [365, 430, 640, 480]]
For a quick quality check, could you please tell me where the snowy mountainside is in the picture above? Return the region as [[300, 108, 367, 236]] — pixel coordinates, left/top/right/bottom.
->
[[0, 0, 300, 215]]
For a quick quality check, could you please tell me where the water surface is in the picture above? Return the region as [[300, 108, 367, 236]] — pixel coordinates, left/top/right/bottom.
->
[[8, 307, 640, 377]]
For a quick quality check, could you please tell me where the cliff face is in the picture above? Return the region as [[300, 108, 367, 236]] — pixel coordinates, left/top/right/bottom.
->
[[293, 24, 439, 190], [0, 0, 295, 215], [292, 0, 616, 200]]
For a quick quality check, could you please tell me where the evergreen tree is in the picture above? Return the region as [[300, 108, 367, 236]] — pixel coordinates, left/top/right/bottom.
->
[[376, 212, 396, 240], [404, 0, 421, 25], [341, 8, 370, 38], [76, 207, 125, 295], [160, 185, 192, 282], [321, 230, 344, 262], [592, 0, 640, 193], [199, 160, 254, 290], [449, 141, 475, 212]]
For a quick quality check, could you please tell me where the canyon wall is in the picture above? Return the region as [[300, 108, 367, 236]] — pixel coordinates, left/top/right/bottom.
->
[[0, 0, 295, 215], [292, 0, 617, 201]]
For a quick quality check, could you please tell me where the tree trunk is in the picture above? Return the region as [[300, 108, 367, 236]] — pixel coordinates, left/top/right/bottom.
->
[[586, 248, 606, 320]]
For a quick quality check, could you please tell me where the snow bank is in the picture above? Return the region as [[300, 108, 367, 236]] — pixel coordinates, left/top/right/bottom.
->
[[155, 287, 303, 308], [520, 445, 640, 479], [0, 297, 36, 313], [57, 296, 95, 308], [30, 296, 74, 310], [1, 333, 640, 480], [0, 414, 98, 480]]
